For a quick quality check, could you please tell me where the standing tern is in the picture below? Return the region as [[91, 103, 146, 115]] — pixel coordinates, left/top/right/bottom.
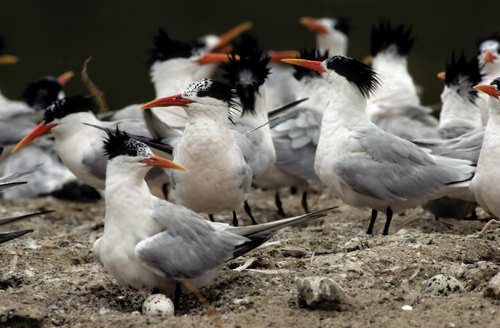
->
[[471, 78, 500, 218], [141, 78, 253, 226], [94, 128, 334, 308], [366, 22, 440, 140], [282, 55, 475, 235]]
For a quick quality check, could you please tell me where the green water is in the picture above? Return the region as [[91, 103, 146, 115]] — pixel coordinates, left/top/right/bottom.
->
[[0, 0, 497, 110]]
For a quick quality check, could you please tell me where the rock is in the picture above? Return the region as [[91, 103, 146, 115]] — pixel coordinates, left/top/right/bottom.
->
[[483, 271, 500, 299], [296, 277, 355, 311], [281, 246, 308, 257], [142, 294, 175, 317], [422, 275, 464, 296]]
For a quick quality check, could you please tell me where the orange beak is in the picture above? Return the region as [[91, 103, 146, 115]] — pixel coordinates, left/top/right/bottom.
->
[[483, 50, 497, 63], [437, 72, 446, 80], [57, 71, 74, 86], [140, 154, 188, 171], [281, 58, 326, 73], [140, 94, 195, 110], [0, 54, 19, 65], [12, 121, 59, 153], [300, 17, 328, 35], [474, 84, 500, 99], [196, 53, 239, 65], [211, 21, 252, 52]]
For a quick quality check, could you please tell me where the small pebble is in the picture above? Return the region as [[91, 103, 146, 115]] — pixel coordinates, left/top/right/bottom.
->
[[142, 294, 174, 317], [401, 305, 413, 311]]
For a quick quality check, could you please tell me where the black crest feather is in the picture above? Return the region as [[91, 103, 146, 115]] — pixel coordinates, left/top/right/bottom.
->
[[103, 128, 149, 160], [333, 18, 350, 36], [325, 55, 380, 97], [22, 77, 62, 109], [221, 50, 271, 114], [43, 96, 98, 124], [445, 53, 483, 103], [370, 22, 415, 56], [293, 49, 330, 81], [148, 28, 197, 64], [230, 33, 263, 58]]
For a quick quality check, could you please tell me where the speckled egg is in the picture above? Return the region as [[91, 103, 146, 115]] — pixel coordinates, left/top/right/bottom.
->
[[142, 294, 175, 317], [423, 275, 464, 296]]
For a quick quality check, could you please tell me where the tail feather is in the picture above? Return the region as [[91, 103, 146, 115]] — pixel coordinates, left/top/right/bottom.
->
[[227, 207, 337, 237]]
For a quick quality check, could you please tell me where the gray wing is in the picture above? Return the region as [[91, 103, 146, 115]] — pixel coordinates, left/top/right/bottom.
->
[[336, 128, 468, 201], [413, 127, 484, 163], [271, 108, 322, 184], [136, 199, 248, 280]]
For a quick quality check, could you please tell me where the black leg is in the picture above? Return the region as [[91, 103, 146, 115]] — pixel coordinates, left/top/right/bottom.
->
[[173, 283, 182, 315], [382, 207, 393, 236], [232, 211, 238, 227], [301, 192, 309, 213], [152, 288, 160, 294], [244, 200, 258, 225], [209, 214, 215, 222], [275, 192, 286, 217], [366, 209, 377, 235], [435, 215, 439, 221]]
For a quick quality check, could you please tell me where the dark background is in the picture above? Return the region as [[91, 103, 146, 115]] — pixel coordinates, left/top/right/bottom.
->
[[0, 0, 497, 110]]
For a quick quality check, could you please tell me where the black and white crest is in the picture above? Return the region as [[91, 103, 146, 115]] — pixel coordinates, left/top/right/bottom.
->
[[333, 18, 350, 36], [43, 96, 98, 124], [490, 77, 500, 90], [22, 77, 62, 109], [476, 32, 500, 54], [148, 28, 197, 64], [221, 51, 271, 113], [103, 129, 150, 160], [293, 49, 330, 81], [445, 53, 483, 103], [184, 78, 237, 105], [370, 22, 414, 57], [325, 55, 380, 97]]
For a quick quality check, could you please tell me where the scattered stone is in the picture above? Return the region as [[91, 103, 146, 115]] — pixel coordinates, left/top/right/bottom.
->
[[281, 246, 308, 257], [422, 275, 464, 296], [142, 294, 175, 317], [483, 271, 500, 299], [401, 305, 413, 311], [296, 277, 355, 311]]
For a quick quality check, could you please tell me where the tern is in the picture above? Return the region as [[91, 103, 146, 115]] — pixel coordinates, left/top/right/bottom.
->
[[366, 22, 440, 140], [141, 78, 254, 226], [471, 78, 500, 218], [476, 33, 500, 125], [300, 17, 349, 55], [94, 128, 334, 308], [12, 96, 161, 192], [283, 55, 475, 235]]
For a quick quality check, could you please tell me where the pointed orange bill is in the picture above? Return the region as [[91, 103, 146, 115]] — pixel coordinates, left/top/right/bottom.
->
[[57, 71, 74, 86], [0, 54, 19, 65], [300, 17, 328, 35], [474, 84, 500, 99], [211, 21, 253, 52], [437, 72, 446, 80], [140, 154, 188, 171], [483, 50, 497, 63], [12, 121, 59, 153], [281, 58, 326, 73], [140, 94, 195, 110], [196, 53, 239, 65], [269, 51, 300, 64]]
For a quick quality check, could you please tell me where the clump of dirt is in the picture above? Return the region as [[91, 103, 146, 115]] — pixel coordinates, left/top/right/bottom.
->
[[1, 188, 499, 327]]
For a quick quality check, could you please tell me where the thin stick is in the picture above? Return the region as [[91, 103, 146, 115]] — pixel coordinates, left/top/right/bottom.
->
[[180, 276, 223, 328], [82, 56, 109, 113], [0, 252, 69, 265]]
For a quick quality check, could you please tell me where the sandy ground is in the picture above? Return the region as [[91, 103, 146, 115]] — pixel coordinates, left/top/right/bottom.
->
[[1, 187, 500, 328]]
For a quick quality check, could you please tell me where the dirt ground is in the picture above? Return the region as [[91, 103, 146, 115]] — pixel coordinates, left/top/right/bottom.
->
[[1, 186, 500, 328]]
